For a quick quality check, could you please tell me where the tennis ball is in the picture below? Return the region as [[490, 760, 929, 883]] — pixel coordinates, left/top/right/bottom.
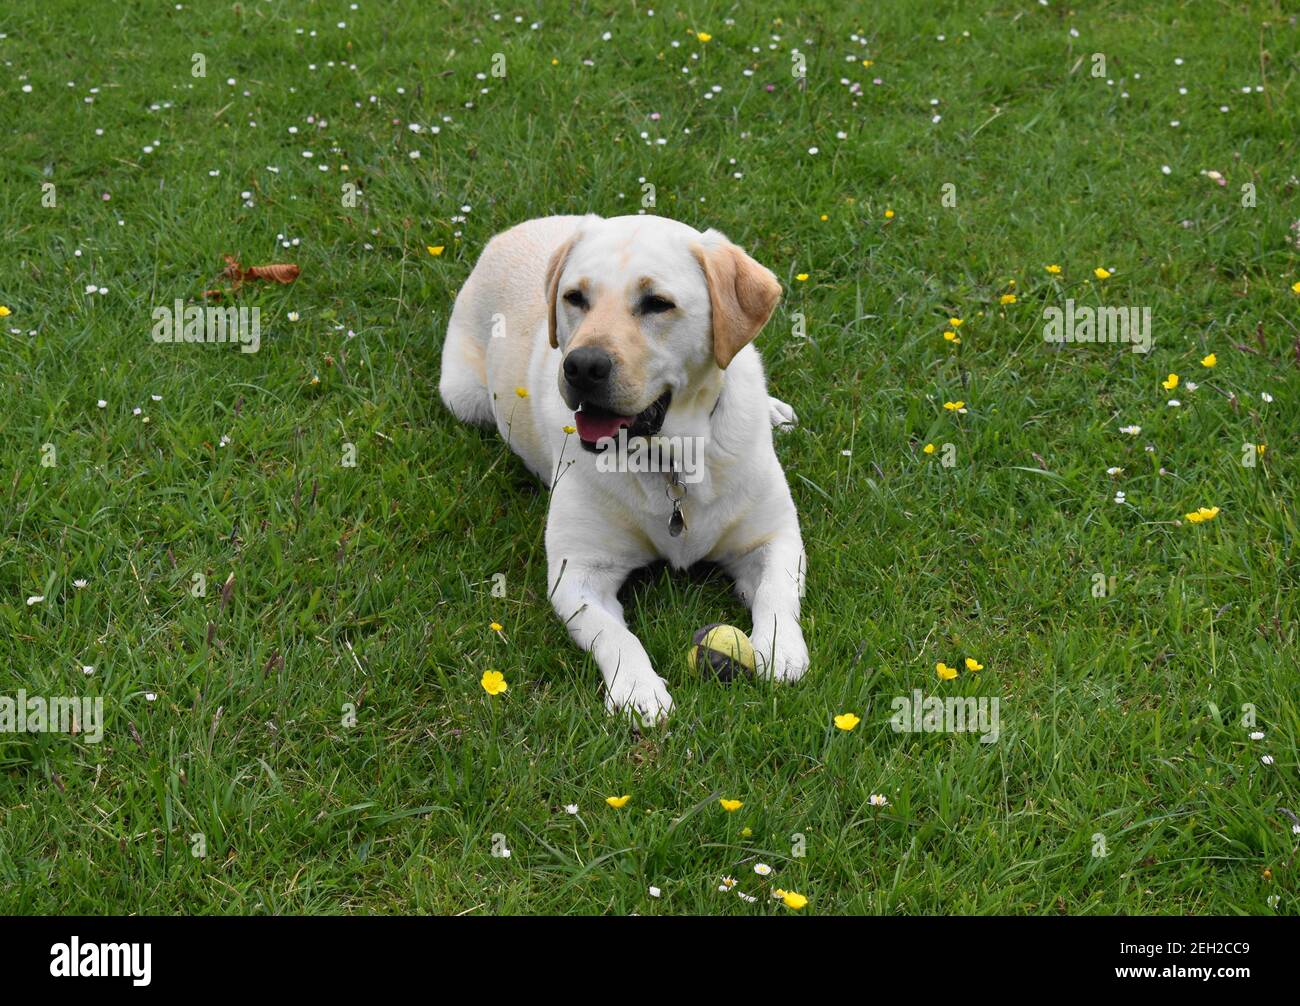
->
[[688, 623, 756, 682]]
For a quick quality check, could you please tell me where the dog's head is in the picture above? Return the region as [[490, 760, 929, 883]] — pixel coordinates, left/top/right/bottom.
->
[[545, 215, 781, 449]]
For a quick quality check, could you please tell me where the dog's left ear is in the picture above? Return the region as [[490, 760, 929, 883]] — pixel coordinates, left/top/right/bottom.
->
[[692, 231, 782, 369], [545, 232, 581, 350]]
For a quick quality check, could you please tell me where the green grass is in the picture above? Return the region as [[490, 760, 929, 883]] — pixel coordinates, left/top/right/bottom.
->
[[1, 0, 1298, 915]]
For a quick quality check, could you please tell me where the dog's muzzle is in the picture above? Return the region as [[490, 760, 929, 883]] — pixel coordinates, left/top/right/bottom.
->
[[574, 388, 672, 451]]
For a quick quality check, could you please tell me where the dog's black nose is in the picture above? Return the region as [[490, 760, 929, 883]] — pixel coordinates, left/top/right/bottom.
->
[[563, 347, 613, 392]]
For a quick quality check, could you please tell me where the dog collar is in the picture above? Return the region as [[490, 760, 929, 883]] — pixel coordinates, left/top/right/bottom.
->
[[708, 370, 728, 420], [664, 385, 723, 537]]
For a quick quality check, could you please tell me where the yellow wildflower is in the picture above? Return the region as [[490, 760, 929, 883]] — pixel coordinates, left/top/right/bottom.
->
[[834, 713, 860, 731], [719, 799, 743, 812], [606, 794, 631, 808], [936, 662, 958, 681], [480, 670, 508, 695]]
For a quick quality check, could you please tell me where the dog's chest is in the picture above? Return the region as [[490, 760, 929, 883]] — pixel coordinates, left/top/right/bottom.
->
[[620, 470, 731, 569]]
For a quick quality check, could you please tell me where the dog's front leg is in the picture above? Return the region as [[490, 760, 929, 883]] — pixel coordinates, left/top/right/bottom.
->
[[726, 521, 809, 683], [546, 532, 672, 725]]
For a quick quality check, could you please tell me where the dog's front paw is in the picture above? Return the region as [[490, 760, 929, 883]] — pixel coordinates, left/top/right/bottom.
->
[[768, 396, 798, 431], [605, 671, 674, 726], [753, 630, 809, 683]]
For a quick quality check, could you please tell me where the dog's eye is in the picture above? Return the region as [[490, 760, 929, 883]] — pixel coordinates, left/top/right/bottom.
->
[[640, 295, 676, 315], [563, 290, 588, 310]]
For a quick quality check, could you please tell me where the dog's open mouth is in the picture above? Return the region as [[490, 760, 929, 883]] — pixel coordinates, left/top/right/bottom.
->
[[575, 389, 672, 450]]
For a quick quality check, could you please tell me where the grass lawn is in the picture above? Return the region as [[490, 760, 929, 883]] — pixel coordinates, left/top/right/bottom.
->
[[1, 0, 1297, 915]]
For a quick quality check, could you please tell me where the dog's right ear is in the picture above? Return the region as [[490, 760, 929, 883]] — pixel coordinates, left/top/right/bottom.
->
[[691, 230, 782, 369], [545, 233, 581, 349]]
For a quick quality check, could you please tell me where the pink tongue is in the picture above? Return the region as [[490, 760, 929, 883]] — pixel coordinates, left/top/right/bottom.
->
[[575, 409, 633, 442]]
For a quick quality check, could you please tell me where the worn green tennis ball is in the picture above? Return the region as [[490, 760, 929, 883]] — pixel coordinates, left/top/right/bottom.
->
[[688, 623, 756, 682]]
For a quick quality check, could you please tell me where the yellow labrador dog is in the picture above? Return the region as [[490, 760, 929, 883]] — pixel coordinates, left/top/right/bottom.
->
[[439, 214, 808, 723]]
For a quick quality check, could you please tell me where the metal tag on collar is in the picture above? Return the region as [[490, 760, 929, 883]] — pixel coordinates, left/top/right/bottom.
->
[[666, 468, 687, 537]]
